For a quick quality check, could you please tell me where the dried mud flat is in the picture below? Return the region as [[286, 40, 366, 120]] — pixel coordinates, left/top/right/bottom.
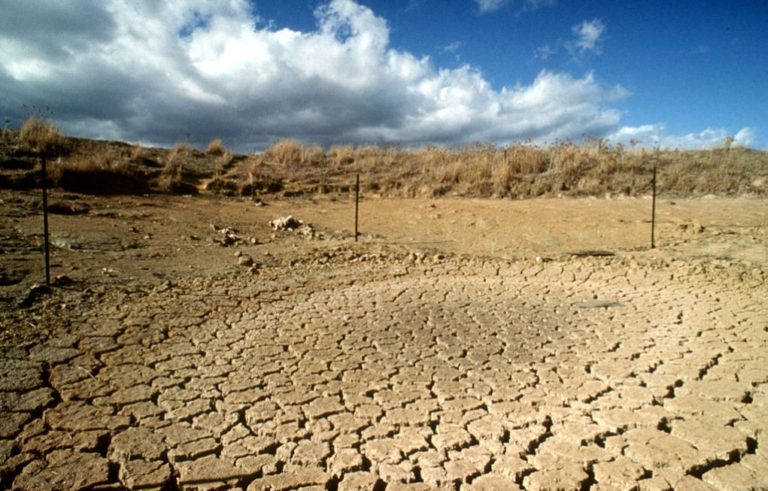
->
[[1, 190, 767, 490]]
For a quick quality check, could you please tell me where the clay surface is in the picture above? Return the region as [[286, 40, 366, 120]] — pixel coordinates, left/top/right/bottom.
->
[[1, 191, 766, 489]]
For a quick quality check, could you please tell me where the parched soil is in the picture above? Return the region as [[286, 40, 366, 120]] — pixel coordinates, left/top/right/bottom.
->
[[1, 190, 766, 490]]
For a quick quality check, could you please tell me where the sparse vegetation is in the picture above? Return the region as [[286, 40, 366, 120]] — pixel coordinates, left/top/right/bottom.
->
[[249, 139, 767, 199], [265, 139, 325, 167], [157, 143, 190, 193], [54, 155, 148, 195], [213, 150, 234, 177], [1, 125, 766, 197], [19, 116, 64, 156], [206, 137, 225, 156], [130, 142, 146, 162]]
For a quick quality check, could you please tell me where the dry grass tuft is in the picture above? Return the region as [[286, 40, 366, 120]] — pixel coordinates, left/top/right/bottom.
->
[[157, 143, 188, 192], [265, 139, 325, 167], [264, 139, 302, 165], [206, 137, 225, 156], [20, 117, 64, 155]]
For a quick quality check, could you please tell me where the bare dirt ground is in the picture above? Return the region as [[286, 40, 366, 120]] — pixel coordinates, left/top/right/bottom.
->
[[1, 189, 766, 490]]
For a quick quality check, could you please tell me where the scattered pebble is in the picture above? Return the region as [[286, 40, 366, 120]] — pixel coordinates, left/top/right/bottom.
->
[[238, 256, 254, 267]]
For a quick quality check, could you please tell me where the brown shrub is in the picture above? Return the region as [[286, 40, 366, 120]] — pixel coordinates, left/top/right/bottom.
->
[[154, 143, 190, 193], [265, 139, 302, 165], [164, 142, 194, 174]]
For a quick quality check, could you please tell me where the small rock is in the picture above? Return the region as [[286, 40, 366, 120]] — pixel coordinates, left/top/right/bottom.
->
[[52, 275, 74, 286], [51, 238, 82, 250], [238, 256, 254, 267], [298, 224, 316, 238], [269, 216, 303, 231]]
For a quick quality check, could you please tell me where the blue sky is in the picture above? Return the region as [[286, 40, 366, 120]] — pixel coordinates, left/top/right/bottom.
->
[[1, 0, 765, 151]]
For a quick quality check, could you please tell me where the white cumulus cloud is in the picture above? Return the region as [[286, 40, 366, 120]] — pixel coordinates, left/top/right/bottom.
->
[[570, 19, 606, 56], [0, 0, 750, 151]]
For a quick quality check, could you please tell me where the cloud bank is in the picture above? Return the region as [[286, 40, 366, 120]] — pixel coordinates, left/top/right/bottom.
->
[[0, 0, 753, 151], [608, 125, 755, 149]]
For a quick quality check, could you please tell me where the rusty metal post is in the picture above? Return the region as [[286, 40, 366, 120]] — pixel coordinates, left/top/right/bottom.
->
[[651, 165, 657, 249], [354, 174, 360, 242], [41, 155, 51, 285]]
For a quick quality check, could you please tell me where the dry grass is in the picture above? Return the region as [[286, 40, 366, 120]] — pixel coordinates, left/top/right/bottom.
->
[[19, 117, 64, 155], [3, 124, 766, 198], [156, 143, 190, 192], [130, 142, 146, 162], [265, 139, 325, 167], [249, 139, 768, 198], [213, 151, 234, 177], [52, 154, 149, 195], [206, 137, 225, 156]]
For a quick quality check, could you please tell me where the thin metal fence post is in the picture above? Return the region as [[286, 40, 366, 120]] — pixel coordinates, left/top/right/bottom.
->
[[651, 165, 657, 249], [354, 174, 359, 242], [41, 155, 51, 285]]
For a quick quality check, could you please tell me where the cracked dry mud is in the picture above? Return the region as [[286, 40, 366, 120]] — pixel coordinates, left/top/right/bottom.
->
[[1, 194, 767, 490]]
